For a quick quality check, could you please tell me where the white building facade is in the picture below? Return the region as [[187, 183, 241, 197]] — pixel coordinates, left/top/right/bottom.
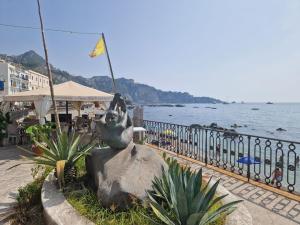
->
[[0, 60, 49, 97]]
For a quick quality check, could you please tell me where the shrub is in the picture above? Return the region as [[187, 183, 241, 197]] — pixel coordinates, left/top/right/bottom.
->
[[147, 155, 242, 225], [25, 122, 55, 143], [8, 167, 51, 225]]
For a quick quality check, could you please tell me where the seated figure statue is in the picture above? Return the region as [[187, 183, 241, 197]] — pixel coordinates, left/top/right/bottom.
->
[[94, 93, 133, 150], [86, 93, 167, 209]]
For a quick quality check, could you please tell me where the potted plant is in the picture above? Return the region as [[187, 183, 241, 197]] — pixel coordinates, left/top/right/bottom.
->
[[25, 123, 55, 155], [0, 112, 11, 146]]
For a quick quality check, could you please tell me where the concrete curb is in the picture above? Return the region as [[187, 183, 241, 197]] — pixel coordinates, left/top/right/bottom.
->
[[41, 172, 94, 225]]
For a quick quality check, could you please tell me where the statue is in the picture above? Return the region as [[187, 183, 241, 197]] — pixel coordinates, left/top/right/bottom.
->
[[95, 93, 133, 149], [86, 93, 167, 209]]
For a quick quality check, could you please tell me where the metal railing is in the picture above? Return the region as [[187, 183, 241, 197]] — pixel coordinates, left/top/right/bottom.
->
[[143, 120, 300, 193]]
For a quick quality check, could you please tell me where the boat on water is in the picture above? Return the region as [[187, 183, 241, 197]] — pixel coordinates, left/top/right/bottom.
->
[[127, 105, 135, 110], [266, 102, 274, 104]]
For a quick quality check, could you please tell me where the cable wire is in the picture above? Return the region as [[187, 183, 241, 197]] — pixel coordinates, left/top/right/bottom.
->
[[0, 23, 101, 35]]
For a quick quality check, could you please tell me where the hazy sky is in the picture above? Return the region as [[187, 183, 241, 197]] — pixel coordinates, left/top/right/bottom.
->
[[1, 0, 300, 102]]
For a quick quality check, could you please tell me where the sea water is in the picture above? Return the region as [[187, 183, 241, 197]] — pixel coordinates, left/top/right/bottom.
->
[[143, 103, 300, 142]]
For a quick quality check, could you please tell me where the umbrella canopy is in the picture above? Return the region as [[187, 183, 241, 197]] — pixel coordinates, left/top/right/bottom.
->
[[162, 129, 175, 136], [237, 156, 260, 165], [3, 81, 113, 102]]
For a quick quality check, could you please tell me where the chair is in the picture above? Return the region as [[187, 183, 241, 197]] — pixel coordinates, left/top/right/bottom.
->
[[7, 123, 19, 145]]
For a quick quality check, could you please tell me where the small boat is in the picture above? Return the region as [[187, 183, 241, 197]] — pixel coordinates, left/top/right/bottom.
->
[[251, 108, 259, 111], [266, 102, 273, 104], [127, 105, 135, 110]]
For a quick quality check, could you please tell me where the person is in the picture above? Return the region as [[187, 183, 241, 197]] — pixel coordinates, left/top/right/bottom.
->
[[271, 168, 283, 185], [216, 144, 221, 158], [296, 156, 300, 168]]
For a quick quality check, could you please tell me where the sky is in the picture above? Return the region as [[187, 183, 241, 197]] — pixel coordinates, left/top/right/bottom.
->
[[0, 0, 300, 102]]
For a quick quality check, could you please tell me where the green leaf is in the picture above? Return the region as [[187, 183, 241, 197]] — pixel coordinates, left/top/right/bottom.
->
[[176, 181, 189, 223], [149, 202, 176, 225], [187, 212, 205, 225], [199, 200, 242, 225]]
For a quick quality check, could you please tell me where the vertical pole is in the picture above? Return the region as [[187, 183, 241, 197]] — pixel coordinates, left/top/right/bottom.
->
[[36, 0, 61, 133], [205, 129, 208, 166], [66, 101, 69, 121], [66, 101, 68, 115], [247, 136, 251, 182], [101, 33, 117, 93]]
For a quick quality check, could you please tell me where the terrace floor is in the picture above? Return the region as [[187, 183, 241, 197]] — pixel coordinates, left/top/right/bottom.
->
[[150, 145, 300, 225], [0, 146, 33, 225]]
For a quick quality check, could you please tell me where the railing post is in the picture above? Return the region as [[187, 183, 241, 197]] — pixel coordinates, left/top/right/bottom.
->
[[205, 129, 208, 166], [247, 136, 251, 182]]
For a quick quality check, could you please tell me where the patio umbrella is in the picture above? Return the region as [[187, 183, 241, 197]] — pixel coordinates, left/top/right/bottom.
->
[[237, 156, 260, 165], [237, 156, 260, 182], [162, 129, 175, 136]]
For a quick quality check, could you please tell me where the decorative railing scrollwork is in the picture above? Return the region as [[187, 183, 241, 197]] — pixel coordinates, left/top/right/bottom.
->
[[143, 120, 300, 194]]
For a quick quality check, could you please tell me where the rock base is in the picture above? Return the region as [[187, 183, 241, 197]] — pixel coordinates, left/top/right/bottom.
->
[[86, 143, 167, 209]]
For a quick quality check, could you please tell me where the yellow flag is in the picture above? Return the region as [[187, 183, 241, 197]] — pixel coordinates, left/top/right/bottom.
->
[[89, 36, 105, 58]]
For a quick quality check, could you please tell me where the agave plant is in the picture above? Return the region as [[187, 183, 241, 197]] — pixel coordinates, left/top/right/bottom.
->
[[147, 156, 242, 225], [18, 131, 94, 189]]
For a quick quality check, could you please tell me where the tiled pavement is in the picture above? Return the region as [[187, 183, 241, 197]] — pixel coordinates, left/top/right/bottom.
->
[[0, 147, 33, 224], [158, 149, 300, 225]]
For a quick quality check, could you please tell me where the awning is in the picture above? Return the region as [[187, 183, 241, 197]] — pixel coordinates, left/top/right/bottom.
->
[[3, 81, 113, 102]]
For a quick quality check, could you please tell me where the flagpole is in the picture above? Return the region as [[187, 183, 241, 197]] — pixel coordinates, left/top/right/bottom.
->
[[101, 33, 117, 93]]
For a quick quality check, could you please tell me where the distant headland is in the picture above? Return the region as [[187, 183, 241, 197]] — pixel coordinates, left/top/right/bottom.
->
[[0, 50, 225, 104]]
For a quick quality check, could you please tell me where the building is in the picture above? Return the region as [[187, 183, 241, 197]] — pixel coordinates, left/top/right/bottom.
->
[[28, 70, 49, 90], [0, 60, 49, 96]]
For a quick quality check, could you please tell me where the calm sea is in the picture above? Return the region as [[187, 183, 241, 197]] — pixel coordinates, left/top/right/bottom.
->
[[143, 103, 300, 192], [143, 103, 300, 143]]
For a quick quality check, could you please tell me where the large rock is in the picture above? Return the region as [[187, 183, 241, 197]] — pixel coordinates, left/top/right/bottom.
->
[[86, 142, 167, 209]]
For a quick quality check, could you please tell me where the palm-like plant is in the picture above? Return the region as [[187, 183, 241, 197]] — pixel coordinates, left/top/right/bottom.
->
[[18, 131, 94, 189], [147, 156, 242, 225]]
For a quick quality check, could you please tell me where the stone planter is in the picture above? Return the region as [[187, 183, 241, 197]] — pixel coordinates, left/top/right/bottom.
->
[[41, 172, 94, 225], [42, 173, 252, 225]]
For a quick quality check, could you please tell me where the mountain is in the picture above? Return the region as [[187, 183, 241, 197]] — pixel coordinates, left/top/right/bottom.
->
[[0, 51, 225, 104]]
